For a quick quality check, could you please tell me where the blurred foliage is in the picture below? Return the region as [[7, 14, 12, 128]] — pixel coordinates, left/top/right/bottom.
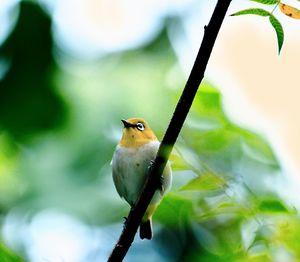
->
[[0, 1, 67, 141], [0, 243, 23, 262], [0, 1, 299, 262], [153, 84, 300, 261]]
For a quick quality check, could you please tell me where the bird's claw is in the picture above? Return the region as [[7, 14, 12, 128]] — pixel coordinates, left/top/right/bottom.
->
[[123, 216, 128, 229], [148, 160, 155, 170], [158, 175, 164, 192], [148, 159, 164, 191]]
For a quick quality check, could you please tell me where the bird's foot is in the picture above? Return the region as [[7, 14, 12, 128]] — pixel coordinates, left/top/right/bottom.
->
[[158, 175, 164, 192], [148, 160, 164, 191], [148, 160, 155, 170], [123, 216, 128, 229]]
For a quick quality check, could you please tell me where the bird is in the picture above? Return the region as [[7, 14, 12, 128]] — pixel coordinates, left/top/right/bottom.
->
[[112, 117, 172, 240]]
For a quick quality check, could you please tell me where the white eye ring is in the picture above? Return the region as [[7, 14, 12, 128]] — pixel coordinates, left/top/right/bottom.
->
[[136, 123, 144, 131]]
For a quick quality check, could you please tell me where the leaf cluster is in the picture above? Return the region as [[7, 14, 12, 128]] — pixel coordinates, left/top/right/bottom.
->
[[154, 84, 300, 261], [232, 0, 300, 53]]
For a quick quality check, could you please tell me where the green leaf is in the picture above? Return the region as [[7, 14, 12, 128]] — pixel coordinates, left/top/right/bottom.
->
[[240, 131, 279, 168], [258, 199, 288, 213], [191, 83, 227, 123], [231, 8, 270, 17], [269, 14, 284, 53], [231, 8, 284, 53], [0, 243, 24, 262], [250, 0, 279, 4], [180, 172, 226, 191], [155, 192, 193, 225]]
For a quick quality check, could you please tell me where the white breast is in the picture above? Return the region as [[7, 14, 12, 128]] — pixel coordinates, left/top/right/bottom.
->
[[112, 141, 163, 206]]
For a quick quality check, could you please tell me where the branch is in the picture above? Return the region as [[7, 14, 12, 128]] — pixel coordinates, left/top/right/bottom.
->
[[108, 0, 232, 261]]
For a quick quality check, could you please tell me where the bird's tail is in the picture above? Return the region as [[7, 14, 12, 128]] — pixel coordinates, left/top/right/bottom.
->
[[139, 219, 152, 240]]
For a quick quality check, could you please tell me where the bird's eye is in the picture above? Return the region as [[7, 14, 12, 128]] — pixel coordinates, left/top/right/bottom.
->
[[136, 123, 144, 131]]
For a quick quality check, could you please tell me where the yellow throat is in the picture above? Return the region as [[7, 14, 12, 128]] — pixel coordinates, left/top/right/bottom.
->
[[120, 118, 157, 148]]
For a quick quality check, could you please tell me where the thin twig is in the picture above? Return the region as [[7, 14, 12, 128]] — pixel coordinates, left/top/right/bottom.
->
[[107, 0, 232, 261]]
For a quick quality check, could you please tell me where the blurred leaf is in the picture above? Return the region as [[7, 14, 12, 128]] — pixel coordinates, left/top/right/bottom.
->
[[169, 150, 190, 170], [192, 83, 227, 122], [182, 84, 280, 178], [0, 1, 67, 141], [279, 3, 300, 19], [258, 198, 289, 213], [240, 131, 279, 168], [180, 172, 226, 191], [249, 225, 273, 255], [243, 253, 272, 262], [196, 199, 251, 223], [275, 217, 300, 257], [155, 192, 193, 226], [0, 243, 23, 262]]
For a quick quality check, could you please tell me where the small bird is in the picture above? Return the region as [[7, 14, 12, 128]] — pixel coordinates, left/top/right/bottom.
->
[[112, 118, 172, 240]]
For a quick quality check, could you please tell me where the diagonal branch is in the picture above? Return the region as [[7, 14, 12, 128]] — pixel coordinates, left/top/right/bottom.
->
[[108, 0, 232, 261]]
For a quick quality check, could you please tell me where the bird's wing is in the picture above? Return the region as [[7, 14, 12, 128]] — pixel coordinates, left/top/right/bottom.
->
[[112, 149, 127, 199]]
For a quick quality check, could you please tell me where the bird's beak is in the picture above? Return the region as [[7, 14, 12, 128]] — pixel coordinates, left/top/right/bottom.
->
[[121, 119, 133, 128]]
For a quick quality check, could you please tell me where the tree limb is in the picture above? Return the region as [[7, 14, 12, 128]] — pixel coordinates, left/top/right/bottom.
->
[[108, 0, 232, 261]]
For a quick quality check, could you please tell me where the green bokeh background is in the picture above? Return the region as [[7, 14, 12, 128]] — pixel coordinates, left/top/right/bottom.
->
[[0, 1, 299, 262]]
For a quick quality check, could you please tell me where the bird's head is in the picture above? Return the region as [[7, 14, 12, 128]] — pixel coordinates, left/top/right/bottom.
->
[[120, 118, 157, 148]]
